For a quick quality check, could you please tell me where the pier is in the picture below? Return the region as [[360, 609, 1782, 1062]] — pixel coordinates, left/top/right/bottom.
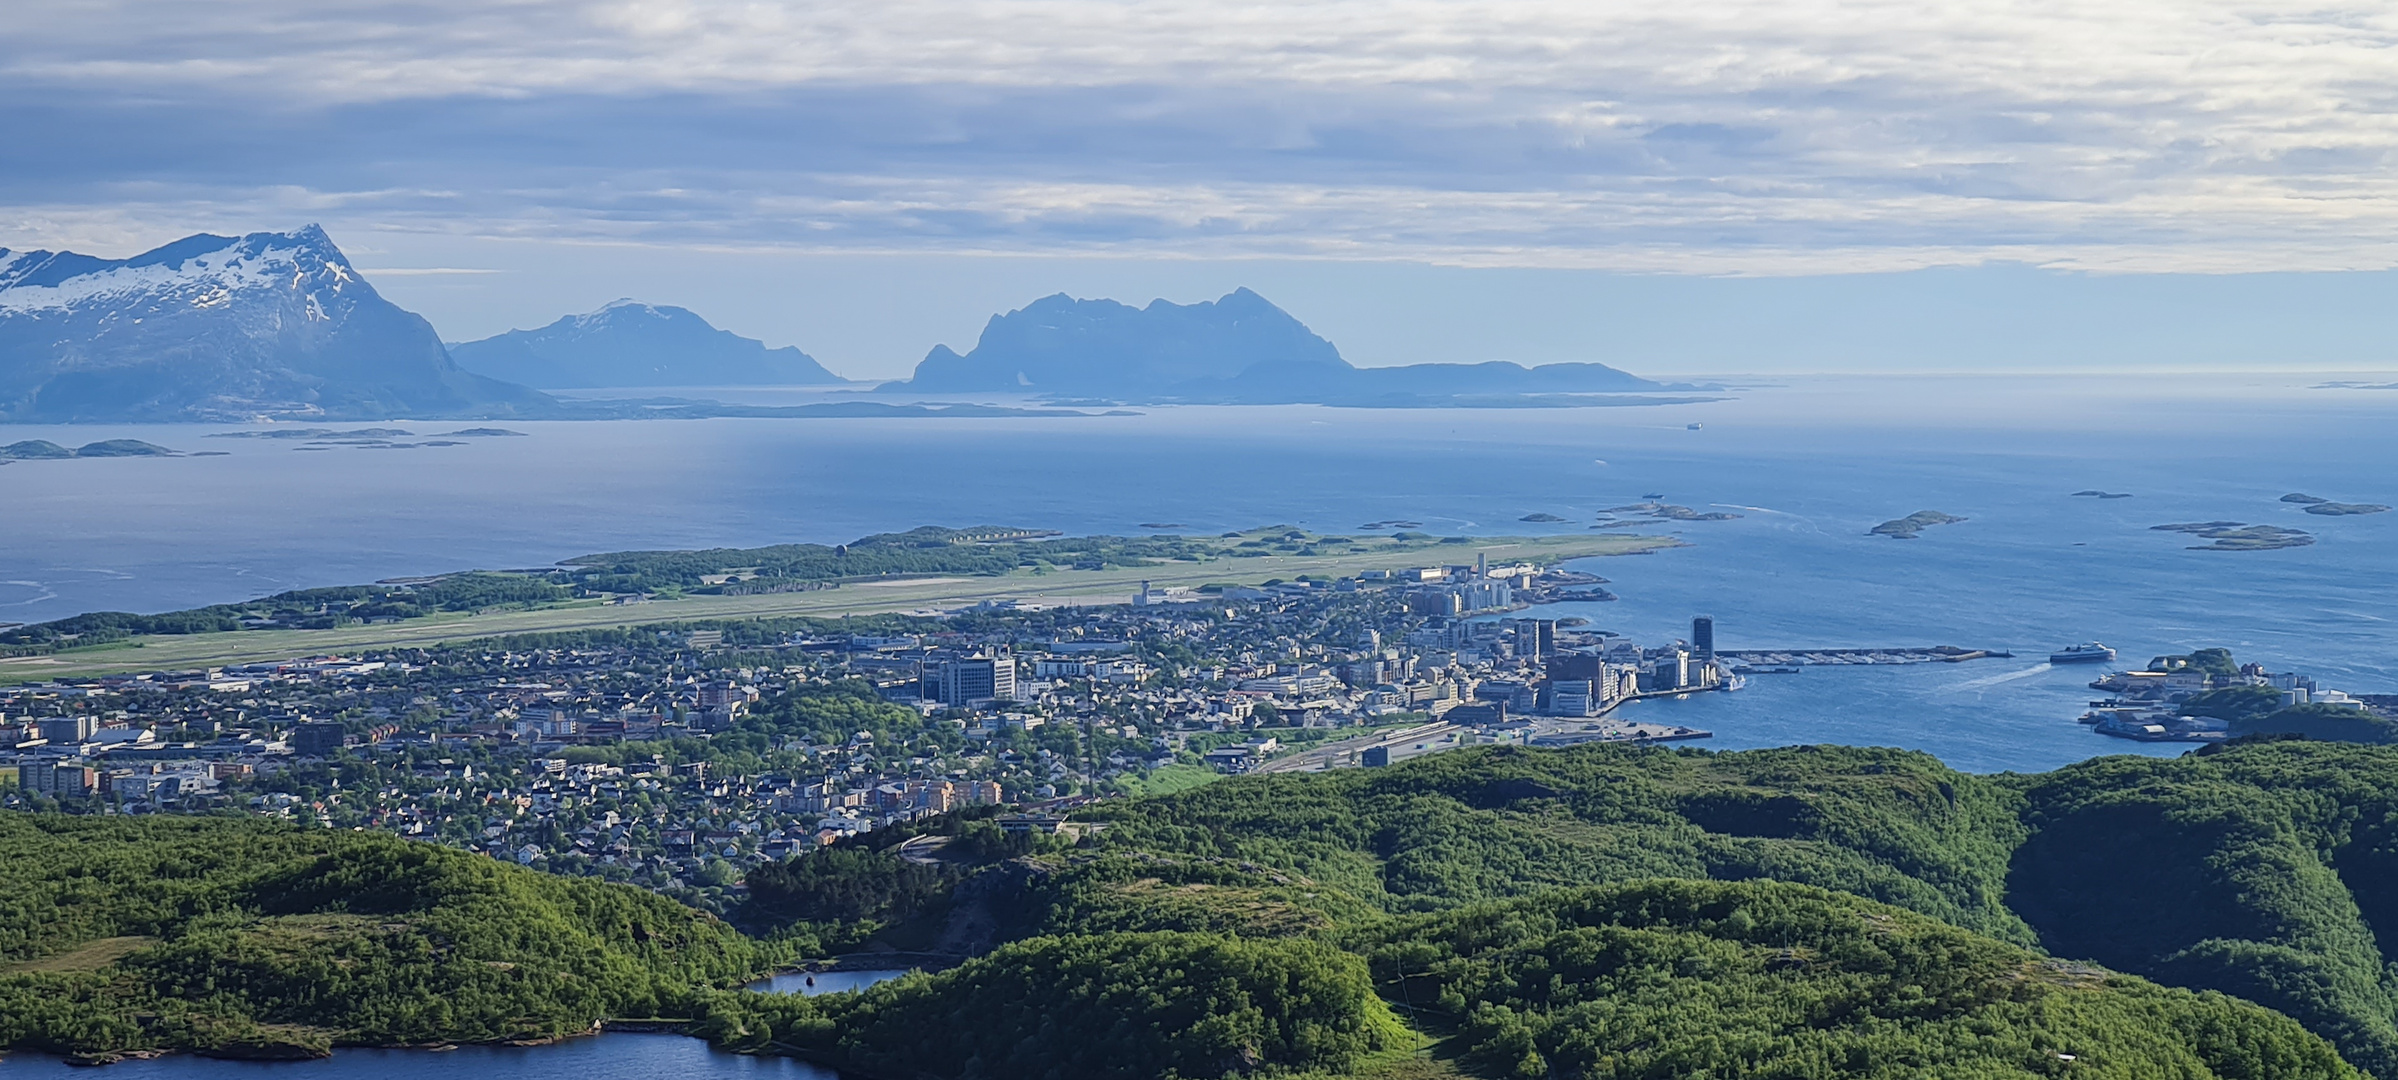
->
[[1718, 646, 2010, 667]]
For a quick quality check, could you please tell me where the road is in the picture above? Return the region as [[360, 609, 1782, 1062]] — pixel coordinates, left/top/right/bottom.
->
[[1254, 722, 1464, 773]]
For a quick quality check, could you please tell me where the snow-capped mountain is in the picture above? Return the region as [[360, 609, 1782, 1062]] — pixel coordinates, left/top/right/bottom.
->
[[448, 299, 842, 388], [0, 226, 551, 422]]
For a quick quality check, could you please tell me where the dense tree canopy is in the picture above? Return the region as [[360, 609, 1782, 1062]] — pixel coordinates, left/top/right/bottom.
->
[[0, 815, 776, 1058], [20, 739, 2398, 1077]]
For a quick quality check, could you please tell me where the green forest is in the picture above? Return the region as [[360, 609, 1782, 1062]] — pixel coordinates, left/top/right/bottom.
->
[[23, 739, 2398, 1077], [0, 573, 573, 648], [0, 815, 779, 1060]]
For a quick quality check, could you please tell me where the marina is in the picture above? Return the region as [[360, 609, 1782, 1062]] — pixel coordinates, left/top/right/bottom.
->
[[1718, 646, 2011, 668]]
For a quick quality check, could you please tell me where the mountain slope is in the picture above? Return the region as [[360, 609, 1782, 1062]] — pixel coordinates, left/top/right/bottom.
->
[[449, 300, 842, 387], [1069, 739, 2398, 1076], [0, 814, 776, 1059], [889, 287, 1661, 402], [1354, 880, 2355, 1080], [902, 287, 1348, 395], [0, 226, 550, 422]]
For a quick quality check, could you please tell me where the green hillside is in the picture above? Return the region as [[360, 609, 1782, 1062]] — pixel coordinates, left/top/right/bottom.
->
[[15, 739, 2398, 1078], [1357, 880, 2351, 1079], [0, 815, 779, 1060], [2008, 743, 2398, 1076], [698, 932, 1410, 1080], [1082, 744, 2035, 939], [1065, 740, 2398, 1076], [687, 875, 2351, 1080]]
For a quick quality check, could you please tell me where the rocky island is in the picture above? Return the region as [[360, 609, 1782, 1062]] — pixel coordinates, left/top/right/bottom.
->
[[1606, 501, 1742, 522], [0, 439, 177, 459], [2284, 493, 2391, 516], [1870, 510, 1966, 538], [2154, 521, 2317, 550]]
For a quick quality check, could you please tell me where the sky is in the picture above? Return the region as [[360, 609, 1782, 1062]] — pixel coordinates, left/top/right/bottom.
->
[[5, 0, 2398, 378]]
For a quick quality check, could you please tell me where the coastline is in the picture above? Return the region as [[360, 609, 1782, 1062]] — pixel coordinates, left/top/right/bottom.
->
[[0, 532, 1680, 681]]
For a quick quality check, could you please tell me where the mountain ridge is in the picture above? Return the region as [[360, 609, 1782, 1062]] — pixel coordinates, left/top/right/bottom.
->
[[448, 299, 843, 388], [885, 287, 1667, 404], [0, 226, 551, 423]]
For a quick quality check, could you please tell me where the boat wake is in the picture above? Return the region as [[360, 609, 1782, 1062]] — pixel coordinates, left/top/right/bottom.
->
[[1942, 663, 2054, 693], [0, 580, 59, 607]]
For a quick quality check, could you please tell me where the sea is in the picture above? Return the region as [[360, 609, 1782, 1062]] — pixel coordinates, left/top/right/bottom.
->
[[0, 372, 2393, 1073], [2, 373, 2392, 775]]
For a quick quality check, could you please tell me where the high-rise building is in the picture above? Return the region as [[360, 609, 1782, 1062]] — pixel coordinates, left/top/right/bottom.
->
[[1692, 616, 1716, 663], [35, 716, 98, 744], [937, 654, 1017, 706], [1407, 590, 1465, 617], [19, 761, 96, 797], [1547, 653, 1606, 682], [1460, 580, 1512, 612], [1511, 619, 1555, 660], [1651, 649, 1690, 691], [292, 721, 349, 757]]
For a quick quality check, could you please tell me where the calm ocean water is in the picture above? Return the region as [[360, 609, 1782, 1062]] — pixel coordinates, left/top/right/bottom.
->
[[2, 373, 2391, 774]]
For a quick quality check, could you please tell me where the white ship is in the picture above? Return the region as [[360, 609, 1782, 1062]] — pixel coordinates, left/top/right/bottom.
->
[[2050, 642, 2118, 664]]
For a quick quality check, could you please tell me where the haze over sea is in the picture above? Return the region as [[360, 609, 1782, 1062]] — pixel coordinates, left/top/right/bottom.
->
[[5, 372, 2391, 775]]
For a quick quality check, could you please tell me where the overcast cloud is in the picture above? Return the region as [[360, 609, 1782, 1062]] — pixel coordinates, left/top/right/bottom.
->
[[7, 0, 2398, 273]]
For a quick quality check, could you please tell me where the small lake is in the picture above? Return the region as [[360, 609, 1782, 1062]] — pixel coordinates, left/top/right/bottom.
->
[[0, 1035, 842, 1078], [749, 968, 912, 995], [0, 972, 912, 1077]]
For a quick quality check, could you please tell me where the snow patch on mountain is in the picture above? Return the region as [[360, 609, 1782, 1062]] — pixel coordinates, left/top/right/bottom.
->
[[0, 226, 551, 422]]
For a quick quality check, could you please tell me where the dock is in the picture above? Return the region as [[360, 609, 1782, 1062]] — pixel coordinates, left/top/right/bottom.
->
[[1718, 646, 2010, 667]]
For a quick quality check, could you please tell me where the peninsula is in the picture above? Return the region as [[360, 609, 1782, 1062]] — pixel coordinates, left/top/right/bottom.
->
[[0, 527, 1676, 679]]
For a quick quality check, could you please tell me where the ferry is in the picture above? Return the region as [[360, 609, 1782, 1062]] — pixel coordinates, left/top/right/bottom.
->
[[2050, 642, 2118, 664]]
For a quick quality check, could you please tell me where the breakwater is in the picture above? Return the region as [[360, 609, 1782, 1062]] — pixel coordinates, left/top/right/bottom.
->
[[1719, 646, 2011, 667]]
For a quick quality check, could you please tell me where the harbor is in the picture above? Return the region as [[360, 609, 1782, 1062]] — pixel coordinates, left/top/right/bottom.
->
[[2076, 650, 2390, 744]]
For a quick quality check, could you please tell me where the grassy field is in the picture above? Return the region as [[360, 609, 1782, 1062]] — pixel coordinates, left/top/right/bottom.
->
[[0, 532, 1676, 682], [0, 936, 155, 975], [1109, 762, 1223, 798]]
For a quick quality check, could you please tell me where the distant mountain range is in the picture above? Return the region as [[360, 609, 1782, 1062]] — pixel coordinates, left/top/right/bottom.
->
[[0, 226, 551, 422], [448, 300, 842, 388], [0, 228, 1691, 422], [885, 287, 1674, 405]]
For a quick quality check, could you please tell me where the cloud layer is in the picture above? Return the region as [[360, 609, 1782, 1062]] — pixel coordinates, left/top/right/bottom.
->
[[8, 0, 2398, 270]]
